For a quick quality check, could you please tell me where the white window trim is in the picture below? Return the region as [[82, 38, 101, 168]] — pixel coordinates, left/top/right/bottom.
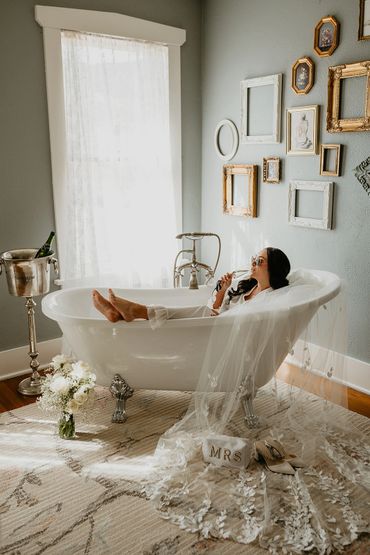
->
[[35, 5, 185, 275]]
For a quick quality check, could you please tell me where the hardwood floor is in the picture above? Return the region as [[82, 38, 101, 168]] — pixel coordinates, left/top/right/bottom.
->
[[1, 364, 369, 417]]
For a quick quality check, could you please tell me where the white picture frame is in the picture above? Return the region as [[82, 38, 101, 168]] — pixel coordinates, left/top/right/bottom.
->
[[240, 73, 282, 144], [214, 119, 239, 161], [286, 105, 319, 155], [288, 180, 334, 230]]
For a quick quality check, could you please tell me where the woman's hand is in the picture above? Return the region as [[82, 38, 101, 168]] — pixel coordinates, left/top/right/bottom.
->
[[218, 272, 233, 292], [212, 272, 233, 310]]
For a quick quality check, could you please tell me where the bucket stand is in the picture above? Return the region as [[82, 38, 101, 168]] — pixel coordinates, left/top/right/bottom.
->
[[0, 248, 59, 396]]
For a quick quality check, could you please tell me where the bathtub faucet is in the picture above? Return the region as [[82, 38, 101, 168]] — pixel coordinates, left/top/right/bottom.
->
[[173, 232, 221, 289]]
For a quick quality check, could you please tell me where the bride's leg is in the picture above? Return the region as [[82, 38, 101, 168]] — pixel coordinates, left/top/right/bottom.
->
[[109, 289, 148, 322], [92, 290, 123, 323]]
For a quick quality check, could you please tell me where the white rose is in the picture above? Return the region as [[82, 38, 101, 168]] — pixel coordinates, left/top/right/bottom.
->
[[49, 375, 71, 395], [66, 399, 80, 413], [70, 361, 92, 381], [51, 354, 69, 370], [73, 387, 88, 405]]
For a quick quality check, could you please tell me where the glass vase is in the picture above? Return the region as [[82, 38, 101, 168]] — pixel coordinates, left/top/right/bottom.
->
[[58, 411, 76, 439]]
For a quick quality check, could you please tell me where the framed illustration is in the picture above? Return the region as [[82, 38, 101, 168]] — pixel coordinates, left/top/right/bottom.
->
[[263, 157, 281, 183], [327, 61, 370, 133], [214, 119, 239, 161], [288, 180, 334, 230], [358, 0, 370, 40], [292, 57, 315, 94], [320, 144, 342, 176], [314, 15, 340, 57], [286, 105, 319, 155], [223, 164, 258, 217], [241, 73, 282, 144]]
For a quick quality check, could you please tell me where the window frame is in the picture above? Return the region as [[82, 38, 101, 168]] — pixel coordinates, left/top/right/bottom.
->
[[35, 5, 185, 278]]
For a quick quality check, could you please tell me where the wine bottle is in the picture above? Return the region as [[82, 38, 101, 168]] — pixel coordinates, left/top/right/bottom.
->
[[34, 231, 55, 258]]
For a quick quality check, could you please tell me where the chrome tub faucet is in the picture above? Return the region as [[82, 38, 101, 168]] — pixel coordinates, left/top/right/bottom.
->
[[173, 232, 221, 289]]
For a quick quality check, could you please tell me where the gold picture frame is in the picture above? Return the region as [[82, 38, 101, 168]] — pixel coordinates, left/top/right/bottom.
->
[[358, 0, 370, 41], [263, 157, 281, 183], [286, 105, 319, 155], [223, 164, 258, 217], [291, 57, 315, 94], [327, 61, 370, 133], [314, 15, 339, 57], [320, 144, 342, 176]]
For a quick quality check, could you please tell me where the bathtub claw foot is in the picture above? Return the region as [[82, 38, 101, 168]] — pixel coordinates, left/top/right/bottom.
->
[[241, 394, 260, 429], [109, 373, 134, 423]]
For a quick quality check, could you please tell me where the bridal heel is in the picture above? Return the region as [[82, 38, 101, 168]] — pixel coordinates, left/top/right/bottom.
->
[[264, 437, 305, 469], [254, 440, 295, 475]]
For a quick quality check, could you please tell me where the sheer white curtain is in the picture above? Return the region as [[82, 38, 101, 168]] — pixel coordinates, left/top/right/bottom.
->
[[60, 31, 179, 287]]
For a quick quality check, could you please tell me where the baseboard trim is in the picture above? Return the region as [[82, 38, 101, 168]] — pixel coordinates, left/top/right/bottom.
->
[[286, 340, 370, 396], [0, 338, 62, 380]]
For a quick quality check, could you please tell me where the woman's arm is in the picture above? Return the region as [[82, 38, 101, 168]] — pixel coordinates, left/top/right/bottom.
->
[[212, 273, 233, 309]]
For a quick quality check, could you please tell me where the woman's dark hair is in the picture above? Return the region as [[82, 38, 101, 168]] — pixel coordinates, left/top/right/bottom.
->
[[225, 247, 290, 300]]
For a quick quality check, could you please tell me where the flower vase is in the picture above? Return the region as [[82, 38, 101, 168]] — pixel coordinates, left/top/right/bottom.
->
[[58, 412, 76, 439]]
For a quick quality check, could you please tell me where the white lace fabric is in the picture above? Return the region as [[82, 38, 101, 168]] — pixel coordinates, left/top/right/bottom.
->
[[123, 271, 370, 553]]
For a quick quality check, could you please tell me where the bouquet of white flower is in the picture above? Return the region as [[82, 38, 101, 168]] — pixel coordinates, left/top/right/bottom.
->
[[37, 354, 96, 439]]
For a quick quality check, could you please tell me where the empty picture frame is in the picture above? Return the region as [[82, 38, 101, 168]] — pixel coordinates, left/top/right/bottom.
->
[[320, 144, 342, 176], [223, 164, 258, 217], [263, 157, 281, 183], [327, 60, 370, 132], [214, 119, 239, 161], [288, 180, 334, 230], [358, 0, 370, 41], [240, 73, 282, 144]]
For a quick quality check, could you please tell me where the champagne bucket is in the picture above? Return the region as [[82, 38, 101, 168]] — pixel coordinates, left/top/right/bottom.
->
[[0, 249, 59, 297]]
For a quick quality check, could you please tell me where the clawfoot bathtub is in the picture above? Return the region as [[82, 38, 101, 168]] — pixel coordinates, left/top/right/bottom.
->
[[42, 269, 340, 425]]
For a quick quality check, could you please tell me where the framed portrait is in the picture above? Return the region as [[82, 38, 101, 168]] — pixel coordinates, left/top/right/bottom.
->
[[288, 180, 334, 230], [327, 61, 370, 133], [314, 16, 340, 57], [358, 0, 370, 40], [286, 105, 319, 155], [223, 164, 258, 217], [320, 144, 342, 176], [240, 73, 282, 144], [292, 57, 314, 94], [263, 157, 281, 183]]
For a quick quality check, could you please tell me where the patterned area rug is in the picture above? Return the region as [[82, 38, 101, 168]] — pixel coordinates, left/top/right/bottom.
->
[[0, 383, 369, 554]]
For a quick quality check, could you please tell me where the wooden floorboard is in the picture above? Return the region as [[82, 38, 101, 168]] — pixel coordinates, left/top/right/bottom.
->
[[1, 365, 369, 417]]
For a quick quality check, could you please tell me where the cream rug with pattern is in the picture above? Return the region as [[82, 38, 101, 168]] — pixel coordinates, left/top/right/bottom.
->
[[1, 383, 369, 555]]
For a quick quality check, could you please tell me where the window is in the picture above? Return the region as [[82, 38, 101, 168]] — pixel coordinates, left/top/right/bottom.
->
[[35, 6, 185, 287]]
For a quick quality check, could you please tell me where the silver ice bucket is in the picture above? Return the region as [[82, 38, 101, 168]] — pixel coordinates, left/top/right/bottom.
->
[[0, 249, 59, 297]]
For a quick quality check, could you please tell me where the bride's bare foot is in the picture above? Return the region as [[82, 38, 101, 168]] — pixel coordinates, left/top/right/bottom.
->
[[92, 290, 123, 323], [108, 289, 148, 321]]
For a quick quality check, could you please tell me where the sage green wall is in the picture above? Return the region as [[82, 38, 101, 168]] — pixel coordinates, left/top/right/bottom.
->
[[201, 0, 370, 363], [0, 0, 202, 351]]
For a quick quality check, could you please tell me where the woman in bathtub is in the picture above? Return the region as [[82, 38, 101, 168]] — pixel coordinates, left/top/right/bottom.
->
[[92, 247, 291, 326]]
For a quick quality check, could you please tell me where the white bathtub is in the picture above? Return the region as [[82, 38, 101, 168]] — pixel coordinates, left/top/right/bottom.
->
[[41, 269, 341, 392]]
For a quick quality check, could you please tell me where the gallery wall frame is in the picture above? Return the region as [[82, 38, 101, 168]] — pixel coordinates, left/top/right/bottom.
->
[[263, 157, 281, 183], [240, 73, 282, 144], [320, 144, 342, 176], [223, 164, 258, 217], [214, 119, 239, 161], [314, 15, 340, 57], [286, 105, 319, 155], [291, 57, 315, 95], [327, 60, 370, 133], [288, 180, 334, 230], [358, 0, 370, 41]]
